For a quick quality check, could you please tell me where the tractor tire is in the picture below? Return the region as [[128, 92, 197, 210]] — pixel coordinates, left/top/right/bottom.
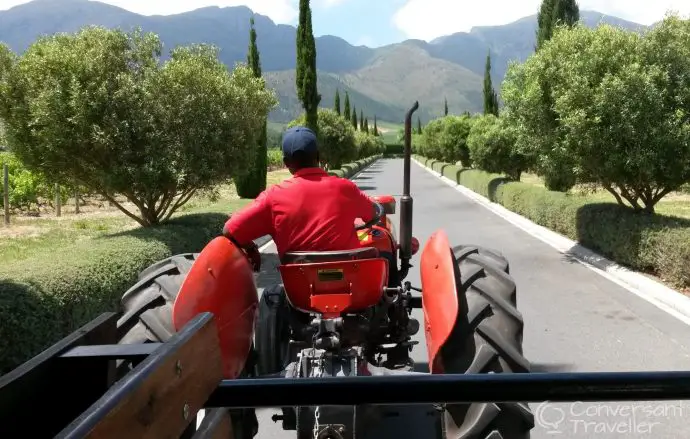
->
[[439, 246, 534, 439], [254, 285, 292, 376], [114, 253, 259, 439]]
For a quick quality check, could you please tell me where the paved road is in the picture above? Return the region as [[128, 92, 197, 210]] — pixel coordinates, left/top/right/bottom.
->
[[253, 158, 690, 438]]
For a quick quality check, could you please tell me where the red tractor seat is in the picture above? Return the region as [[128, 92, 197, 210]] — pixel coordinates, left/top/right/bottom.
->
[[282, 247, 379, 265]]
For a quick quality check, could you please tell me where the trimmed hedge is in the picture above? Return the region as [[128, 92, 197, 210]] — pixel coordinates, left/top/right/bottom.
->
[[413, 155, 690, 290], [0, 157, 382, 375], [327, 154, 382, 178]]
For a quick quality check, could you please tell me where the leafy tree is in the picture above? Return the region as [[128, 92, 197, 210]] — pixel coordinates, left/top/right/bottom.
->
[[0, 27, 276, 226], [359, 110, 364, 131], [235, 16, 268, 199], [444, 98, 448, 116], [420, 115, 473, 166], [483, 52, 499, 116], [343, 91, 351, 122], [355, 131, 385, 158], [363, 117, 369, 134], [296, 0, 320, 132], [504, 18, 690, 212], [334, 88, 341, 115], [373, 116, 379, 136], [352, 105, 358, 130], [467, 115, 526, 180], [288, 109, 357, 169], [417, 117, 422, 135]]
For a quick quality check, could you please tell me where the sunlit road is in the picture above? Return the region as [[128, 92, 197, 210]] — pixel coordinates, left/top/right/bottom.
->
[[253, 158, 690, 438]]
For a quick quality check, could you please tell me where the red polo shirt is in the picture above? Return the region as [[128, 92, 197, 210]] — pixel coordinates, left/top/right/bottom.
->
[[224, 168, 375, 259]]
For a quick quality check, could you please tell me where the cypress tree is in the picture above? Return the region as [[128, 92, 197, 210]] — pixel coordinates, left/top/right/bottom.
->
[[373, 116, 378, 136], [417, 117, 422, 135], [483, 51, 499, 116], [364, 118, 369, 134], [444, 98, 448, 116], [235, 16, 267, 198], [352, 105, 358, 130], [296, 0, 320, 131], [536, 0, 580, 51], [344, 91, 351, 122], [334, 89, 341, 115], [359, 110, 364, 131]]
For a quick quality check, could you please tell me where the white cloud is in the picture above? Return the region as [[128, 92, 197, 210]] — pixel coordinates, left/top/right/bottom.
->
[[0, 0, 299, 23], [393, 0, 690, 41]]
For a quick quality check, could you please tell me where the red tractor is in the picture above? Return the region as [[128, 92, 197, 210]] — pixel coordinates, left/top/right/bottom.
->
[[113, 102, 534, 438]]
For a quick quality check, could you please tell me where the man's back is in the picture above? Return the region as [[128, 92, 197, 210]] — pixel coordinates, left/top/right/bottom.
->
[[224, 167, 374, 259]]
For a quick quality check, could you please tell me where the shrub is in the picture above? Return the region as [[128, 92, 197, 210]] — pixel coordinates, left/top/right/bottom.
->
[[354, 131, 385, 159], [0, 28, 277, 226], [419, 115, 474, 166], [467, 115, 527, 181], [289, 108, 357, 169], [417, 157, 690, 290]]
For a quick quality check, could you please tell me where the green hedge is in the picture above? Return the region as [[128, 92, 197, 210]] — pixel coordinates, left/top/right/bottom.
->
[[0, 156, 382, 375], [384, 143, 403, 156], [327, 154, 381, 178], [413, 155, 690, 290]]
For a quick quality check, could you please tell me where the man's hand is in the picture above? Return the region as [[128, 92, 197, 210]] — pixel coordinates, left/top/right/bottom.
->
[[245, 243, 262, 273]]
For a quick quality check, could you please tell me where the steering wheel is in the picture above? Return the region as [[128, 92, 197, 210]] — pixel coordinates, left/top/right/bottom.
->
[[355, 201, 384, 231]]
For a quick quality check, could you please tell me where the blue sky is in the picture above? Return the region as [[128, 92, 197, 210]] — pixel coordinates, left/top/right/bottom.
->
[[2, 0, 690, 47]]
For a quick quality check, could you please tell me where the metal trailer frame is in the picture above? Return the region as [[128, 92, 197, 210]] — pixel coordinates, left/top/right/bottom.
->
[[2, 312, 690, 439]]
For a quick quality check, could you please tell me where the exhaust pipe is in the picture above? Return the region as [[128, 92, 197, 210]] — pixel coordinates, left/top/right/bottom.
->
[[398, 101, 419, 279]]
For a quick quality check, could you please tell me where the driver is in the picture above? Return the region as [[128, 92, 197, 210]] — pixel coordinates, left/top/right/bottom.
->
[[223, 126, 378, 271]]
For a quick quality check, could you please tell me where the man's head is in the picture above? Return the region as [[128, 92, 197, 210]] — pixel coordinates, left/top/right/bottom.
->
[[282, 126, 320, 173]]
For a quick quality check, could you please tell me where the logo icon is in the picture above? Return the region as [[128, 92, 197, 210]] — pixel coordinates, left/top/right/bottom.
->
[[535, 401, 565, 434]]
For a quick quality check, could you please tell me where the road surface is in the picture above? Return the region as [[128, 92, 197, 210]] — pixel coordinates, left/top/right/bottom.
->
[[253, 158, 690, 438]]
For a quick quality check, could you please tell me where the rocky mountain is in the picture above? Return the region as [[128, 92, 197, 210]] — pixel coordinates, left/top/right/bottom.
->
[[0, 0, 647, 124]]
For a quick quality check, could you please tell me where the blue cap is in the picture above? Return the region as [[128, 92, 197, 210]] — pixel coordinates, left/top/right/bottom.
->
[[282, 126, 318, 158]]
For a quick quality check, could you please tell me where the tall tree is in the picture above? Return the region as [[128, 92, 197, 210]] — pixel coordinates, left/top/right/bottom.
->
[[352, 105, 358, 130], [235, 16, 268, 198], [334, 89, 341, 115], [344, 91, 351, 121], [359, 110, 364, 131], [417, 117, 422, 135], [373, 115, 378, 136], [444, 98, 448, 116], [536, 0, 580, 51], [364, 117, 369, 134], [483, 51, 499, 116], [296, 0, 320, 131]]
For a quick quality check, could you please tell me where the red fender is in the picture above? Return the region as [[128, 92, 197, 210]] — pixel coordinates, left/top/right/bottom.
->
[[173, 237, 259, 379], [420, 229, 459, 374]]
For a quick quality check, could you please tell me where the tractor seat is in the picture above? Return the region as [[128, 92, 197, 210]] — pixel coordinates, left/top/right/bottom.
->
[[282, 247, 379, 265]]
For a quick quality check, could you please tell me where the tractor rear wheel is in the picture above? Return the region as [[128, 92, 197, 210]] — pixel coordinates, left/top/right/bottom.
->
[[114, 253, 259, 439], [439, 246, 534, 439]]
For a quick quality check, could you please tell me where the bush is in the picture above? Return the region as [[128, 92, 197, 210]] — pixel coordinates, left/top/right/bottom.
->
[[267, 148, 284, 170], [354, 131, 385, 159], [418, 115, 474, 166], [467, 115, 527, 181], [289, 108, 357, 170], [0, 212, 229, 374], [416, 156, 690, 290]]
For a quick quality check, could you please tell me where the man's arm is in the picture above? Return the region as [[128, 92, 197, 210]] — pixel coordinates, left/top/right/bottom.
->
[[223, 191, 273, 271], [346, 181, 377, 222]]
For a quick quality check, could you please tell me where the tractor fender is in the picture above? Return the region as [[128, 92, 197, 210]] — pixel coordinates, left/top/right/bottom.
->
[[420, 229, 459, 374], [173, 236, 259, 379]]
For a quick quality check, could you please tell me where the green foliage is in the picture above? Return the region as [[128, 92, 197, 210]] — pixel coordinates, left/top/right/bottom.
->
[[267, 148, 284, 169], [373, 116, 379, 136], [444, 98, 448, 116], [504, 17, 690, 211], [359, 110, 364, 131], [483, 52, 499, 116], [334, 88, 341, 115], [467, 115, 526, 180], [418, 115, 474, 166], [352, 105, 358, 130], [354, 131, 385, 159], [417, 117, 422, 135], [0, 212, 229, 374], [296, 0, 320, 132], [235, 16, 269, 199], [0, 27, 277, 226], [536, 0, 580, 50], [416, 156, 690, 291], [343, 91, 351, 122], [288, 108, 357, 169]]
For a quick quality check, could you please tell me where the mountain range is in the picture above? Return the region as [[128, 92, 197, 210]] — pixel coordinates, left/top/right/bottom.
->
[[0, 0, 648, 124]]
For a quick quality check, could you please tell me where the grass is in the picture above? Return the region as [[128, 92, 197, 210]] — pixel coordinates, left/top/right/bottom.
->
[[0, 168, 292, 266], [519, 172, 690, 220]]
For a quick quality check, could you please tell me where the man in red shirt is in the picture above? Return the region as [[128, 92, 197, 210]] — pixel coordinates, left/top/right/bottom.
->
[[223, 126, 377, 269]]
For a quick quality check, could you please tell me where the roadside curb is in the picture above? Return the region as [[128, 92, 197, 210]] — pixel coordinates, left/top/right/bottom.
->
[[412, 157, 690, 326]]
